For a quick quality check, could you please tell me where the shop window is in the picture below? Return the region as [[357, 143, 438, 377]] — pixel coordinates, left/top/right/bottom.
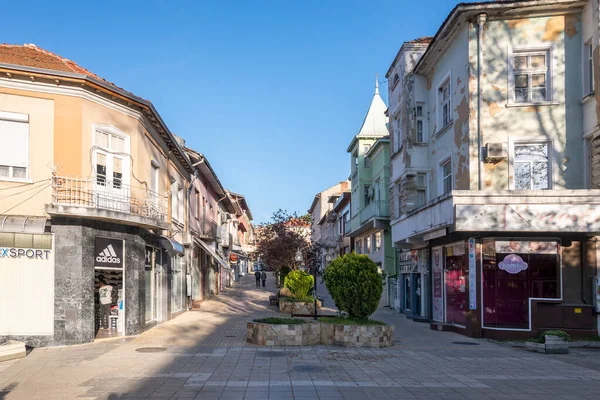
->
[[171, 255, 183, 313], [482, 240, 559, 329], [356, 239, 362, 254], [512, 142, 550, 190], [445, 243, 468, 326], [374, 232, 381, 251], [0, 111, 29, 180]]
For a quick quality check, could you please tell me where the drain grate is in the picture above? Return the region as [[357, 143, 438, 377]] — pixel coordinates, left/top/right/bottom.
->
[[452, 341, 479, 346], [135, 347, 167, 353], [257, 351, 286, 357], [293, 365, 325, 373]]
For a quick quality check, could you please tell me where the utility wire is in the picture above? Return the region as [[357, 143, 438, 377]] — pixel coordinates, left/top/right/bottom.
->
[[0, 178, 50, 191], [0, 180, 52, 199], [1, 183, 51, 214]]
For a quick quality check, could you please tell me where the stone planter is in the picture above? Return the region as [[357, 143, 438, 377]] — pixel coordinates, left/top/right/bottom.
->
[[525, 335, 569, 354], [0, 340, 26, 362], [320, 322, 395, 348], [279, 299, 321, 315], [247, 321, 320, 346], [247, 321, 394, 348]]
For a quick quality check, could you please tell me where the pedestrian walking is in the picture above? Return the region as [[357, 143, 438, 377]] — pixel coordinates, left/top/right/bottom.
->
[[254, 270, 261, 287], [261, 270, 267, 287]]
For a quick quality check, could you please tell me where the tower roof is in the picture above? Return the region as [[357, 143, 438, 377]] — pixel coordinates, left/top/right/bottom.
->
[[347, 76, 389, 152]]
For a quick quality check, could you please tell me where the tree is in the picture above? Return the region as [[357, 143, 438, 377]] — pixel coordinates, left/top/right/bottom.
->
[[255, 209, 310, 273], [323, 253, 383, 320]]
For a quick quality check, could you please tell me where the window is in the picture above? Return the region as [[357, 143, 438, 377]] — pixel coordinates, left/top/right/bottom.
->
[[365, 236, 371, 254], [415, 104, 426, 143], [0, 111, 29, 180], [356, 239, 362, 254], [178, 186, 185, 223], [415, 173, 427, 207], [482, 240, 559, 329], [343, 211, 349, 234], [584, 41, 594, 96], [171, 179, 180, 221], [374, 179, 381, 202], [375, 232, 381, 251], [171, 255, 183, 312], [438, 78, 451, 127], [93, 127, 128, 190], [512, 49, 550, 103], [441, 159, 452, 195], [364, 185, 372, 206], [513, 142, 550, 190], [392, 73, 400, 89], [394, 119, 403, 153]]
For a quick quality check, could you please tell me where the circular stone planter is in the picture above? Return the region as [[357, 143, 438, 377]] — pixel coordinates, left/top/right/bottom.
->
[[320, 322, 395, 348], [279, 299, 321, 315], [247, 321, 394, 348], [247, 321, 320, 346]]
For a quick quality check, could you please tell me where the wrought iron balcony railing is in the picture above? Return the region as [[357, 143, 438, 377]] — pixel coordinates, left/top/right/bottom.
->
[[196, 216, 218, 239], [50, 175, 168, 222]]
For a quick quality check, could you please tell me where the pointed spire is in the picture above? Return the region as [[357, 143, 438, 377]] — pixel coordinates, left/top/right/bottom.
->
[[375, 73, 379, 95]]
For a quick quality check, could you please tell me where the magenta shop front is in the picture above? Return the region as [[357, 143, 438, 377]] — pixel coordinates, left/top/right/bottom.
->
[[430, 237, 597, 339]]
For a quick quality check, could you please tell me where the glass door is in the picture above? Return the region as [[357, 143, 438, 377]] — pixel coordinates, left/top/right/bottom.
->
[[445, 253, 468, 326]]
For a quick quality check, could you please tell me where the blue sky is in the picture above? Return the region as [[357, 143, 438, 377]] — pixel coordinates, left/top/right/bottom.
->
[[3, 0, 462, 223]]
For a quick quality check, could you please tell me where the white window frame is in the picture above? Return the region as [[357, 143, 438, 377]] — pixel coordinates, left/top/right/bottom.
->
[[0, 111, 29, 182], [583, 40, 594, 98], [439, 157, 452, 196], [508, 137, 554, 190], [91, 124, 130, 192], [508, 44, 555, 105], [436, 72, 452, 132], [170, 178, 180, 222], [415, 103, 426, 143]]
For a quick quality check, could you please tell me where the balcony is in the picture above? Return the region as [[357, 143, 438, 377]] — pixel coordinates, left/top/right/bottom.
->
[[391, 189, 600, 249], [195, 217, 218, 240], [344, 201, 390, 237], [46, 175, 168, 229]]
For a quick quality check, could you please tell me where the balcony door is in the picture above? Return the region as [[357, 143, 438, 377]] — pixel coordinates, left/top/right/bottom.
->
[[93, 127, 130, 212]]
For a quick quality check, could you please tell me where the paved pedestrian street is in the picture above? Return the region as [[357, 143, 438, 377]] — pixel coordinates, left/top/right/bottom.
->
[[1, 275, 600, 400]]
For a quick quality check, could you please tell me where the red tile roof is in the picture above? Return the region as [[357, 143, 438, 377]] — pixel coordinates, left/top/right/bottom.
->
[[407, 37, 433, 44], [0, 43, 125, 93]]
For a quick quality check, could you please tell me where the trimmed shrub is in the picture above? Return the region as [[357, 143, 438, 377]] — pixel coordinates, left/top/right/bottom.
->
[[323, 253, 382, 320], [284, 270, 314, 299]]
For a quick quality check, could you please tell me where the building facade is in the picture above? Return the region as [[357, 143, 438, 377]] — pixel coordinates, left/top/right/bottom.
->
[[0, 44, 192, 346], [388, 0, 600, 338], [345, 80, 394, 307]]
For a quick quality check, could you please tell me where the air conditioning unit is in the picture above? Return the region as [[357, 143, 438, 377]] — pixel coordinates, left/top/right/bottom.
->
[[484, 143, 508, 163], [220, 212, 231, 223]]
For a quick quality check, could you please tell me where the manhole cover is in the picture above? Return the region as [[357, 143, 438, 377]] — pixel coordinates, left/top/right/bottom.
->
[[257, 351, 286, 357], [135, 347, 167, 353], [452, 341, 479, 346], [293, 365, 325, 373]]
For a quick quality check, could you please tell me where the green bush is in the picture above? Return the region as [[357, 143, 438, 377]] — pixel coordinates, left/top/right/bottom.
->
[[543, 330, 571, 342], [284, 270, 314, 299], [323, 253, 383, 320]]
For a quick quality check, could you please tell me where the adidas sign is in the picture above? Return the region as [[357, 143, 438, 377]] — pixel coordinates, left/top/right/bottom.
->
[[96, 244, 121, 264]]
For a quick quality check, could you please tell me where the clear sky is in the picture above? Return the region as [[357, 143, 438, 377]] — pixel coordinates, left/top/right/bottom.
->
[[3, 0, 464, 223]]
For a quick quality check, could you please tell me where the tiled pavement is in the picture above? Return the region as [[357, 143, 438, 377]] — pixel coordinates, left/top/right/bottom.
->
[[2, 275, 600, 399]]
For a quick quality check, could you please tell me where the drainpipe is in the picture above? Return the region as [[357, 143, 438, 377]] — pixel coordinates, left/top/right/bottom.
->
[[476, 13, 487, 190]]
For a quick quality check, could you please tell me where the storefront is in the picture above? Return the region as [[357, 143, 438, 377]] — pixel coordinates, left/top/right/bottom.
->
[[427, 235, 597, 339], [397, 249, 429, 320], [94, 237, 125, 338]]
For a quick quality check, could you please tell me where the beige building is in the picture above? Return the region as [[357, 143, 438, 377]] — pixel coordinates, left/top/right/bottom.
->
[[0, 44, 192, 346]]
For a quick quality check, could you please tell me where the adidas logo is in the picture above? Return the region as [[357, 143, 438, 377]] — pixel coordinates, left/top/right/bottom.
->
[[96, 244, 121, 264]]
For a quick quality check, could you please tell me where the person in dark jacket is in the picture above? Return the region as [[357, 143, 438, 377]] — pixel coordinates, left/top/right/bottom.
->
[[261, 270, 267, 287], [254, 270, 261, 287]]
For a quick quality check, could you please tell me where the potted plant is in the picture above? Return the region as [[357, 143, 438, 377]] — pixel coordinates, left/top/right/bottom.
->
[[526, 330, 570, 354]]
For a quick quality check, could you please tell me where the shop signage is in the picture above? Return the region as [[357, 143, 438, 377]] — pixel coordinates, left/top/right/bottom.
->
[[95, 237, 124, 268], [468, 238, 477, 310], [498, 254, 528, 274], [423, 228, 447, 242], [0, 247, 51, 260], [145, 246, 152, 268], [432, 246, 444, 322], [398, 251, 418, 274], [230, 253, 238, 263], [456, 204, 600, 232]]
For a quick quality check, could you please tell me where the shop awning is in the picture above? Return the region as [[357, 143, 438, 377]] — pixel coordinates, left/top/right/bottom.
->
[[194, 238, 231, 271], [160, 236, 185, 256], [0, 216, 47, 233]]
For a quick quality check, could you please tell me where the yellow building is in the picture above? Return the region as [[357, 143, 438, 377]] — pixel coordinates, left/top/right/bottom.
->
[[0, 44, 192, 346]]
